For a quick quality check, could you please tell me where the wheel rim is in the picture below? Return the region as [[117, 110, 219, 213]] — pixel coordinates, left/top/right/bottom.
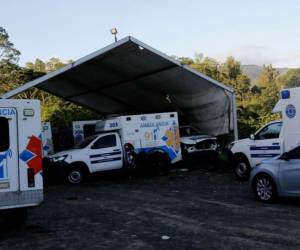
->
[[236, 162, 248, 177], [256, 177, 273, 201], [68, 170, 82, 184]]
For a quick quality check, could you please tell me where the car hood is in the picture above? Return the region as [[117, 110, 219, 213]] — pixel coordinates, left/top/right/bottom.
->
[[181, 135, 216, 145], [232, 138, 249, 144], [261, 155, 281, 164], [49, 149, 80, 158]]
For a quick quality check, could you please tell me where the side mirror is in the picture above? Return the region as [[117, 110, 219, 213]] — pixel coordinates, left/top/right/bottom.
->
[[280, 152, 289, 161], [250, 134, 255, 140]]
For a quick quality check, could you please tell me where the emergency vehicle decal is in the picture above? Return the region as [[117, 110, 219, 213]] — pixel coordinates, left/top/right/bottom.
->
[[89, 152, 122, 164], [250, 145, 280, 158], [0, 149, 12, 179], [161, 121, 180, 154], [286, 104, 296, 119], [19, 135, 42, 175], [136, 121, 181, 161]]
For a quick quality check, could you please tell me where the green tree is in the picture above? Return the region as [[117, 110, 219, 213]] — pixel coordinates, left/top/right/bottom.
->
[[0, 26, 20, 63], [254, 65, 280, 126], [279, 68, 300, 88], [256, 64, 279, 89], [26, 58, 46, 73]]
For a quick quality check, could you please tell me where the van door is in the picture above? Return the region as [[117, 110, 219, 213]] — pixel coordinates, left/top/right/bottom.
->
[[278, 145, 300, 197], [89, 134, 123, 172], [250, 122, 282, 166], [0, 108, 19, 192]]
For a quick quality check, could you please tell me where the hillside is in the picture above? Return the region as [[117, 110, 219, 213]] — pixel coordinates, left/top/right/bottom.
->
[[241, 65, 289, 84]]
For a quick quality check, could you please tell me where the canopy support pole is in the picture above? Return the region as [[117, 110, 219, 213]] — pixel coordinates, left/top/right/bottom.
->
[[232, 92, 238, 140]]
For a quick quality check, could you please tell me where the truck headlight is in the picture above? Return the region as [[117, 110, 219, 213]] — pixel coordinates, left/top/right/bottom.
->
[[52, 155, 68, 162]]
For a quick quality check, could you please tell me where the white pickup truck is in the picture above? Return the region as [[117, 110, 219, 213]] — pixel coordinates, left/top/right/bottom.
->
[[229, 120, 282, 179], [49, 112, 182, 184], [230, 87, 300, 179]]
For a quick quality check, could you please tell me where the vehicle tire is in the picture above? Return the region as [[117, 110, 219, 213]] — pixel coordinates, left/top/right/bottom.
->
[[66, 166, 86, 184], [147, 152, 170, 176], [127, 152, 146, 175], [253, 174, 277, 202], [233, 155, 251, 180]]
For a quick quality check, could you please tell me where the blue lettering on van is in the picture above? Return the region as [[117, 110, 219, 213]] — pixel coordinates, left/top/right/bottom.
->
[[0, 108, 16, 116], [109, 122, 118, 128], [140, 121, 169, 128]]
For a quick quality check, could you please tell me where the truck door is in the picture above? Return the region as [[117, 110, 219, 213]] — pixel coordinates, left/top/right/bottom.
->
[[278, 145, 300, 197], [0, 108, 19, 192], [89, 134, 123, 171], [250, 122, 282, 166]]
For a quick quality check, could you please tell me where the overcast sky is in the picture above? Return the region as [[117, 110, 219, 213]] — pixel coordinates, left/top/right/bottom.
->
[[1, 0, 300, 67]]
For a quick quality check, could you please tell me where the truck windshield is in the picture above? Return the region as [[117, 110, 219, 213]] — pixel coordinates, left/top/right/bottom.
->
[[74, 135, 98, 149], [180, 127, 199, 136], [255, 122, 282, 140]]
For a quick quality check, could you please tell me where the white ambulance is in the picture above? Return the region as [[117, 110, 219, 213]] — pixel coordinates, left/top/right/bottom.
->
[[50, 112, 182, 184], [72, 120, 100, 145], [41, 121, 54, 156], [0, 99, 43, 223], [230, 87, 300, 179]]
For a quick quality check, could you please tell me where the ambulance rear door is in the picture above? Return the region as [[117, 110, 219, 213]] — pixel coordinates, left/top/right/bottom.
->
[[0, 107, 19, 192]]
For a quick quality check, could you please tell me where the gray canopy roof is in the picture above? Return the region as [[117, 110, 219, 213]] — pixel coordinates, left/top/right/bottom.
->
[[2, 36, 237, 137]]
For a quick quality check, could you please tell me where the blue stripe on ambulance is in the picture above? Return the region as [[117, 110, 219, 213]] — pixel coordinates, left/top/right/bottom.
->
[[250, 154, 279, 158], [91, 157, 122, 164], [135, 145, 177, 160], [250, 146, 280, 150], [90, 152, 121, 158]]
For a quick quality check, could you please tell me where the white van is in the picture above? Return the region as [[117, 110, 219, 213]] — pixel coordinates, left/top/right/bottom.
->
[[230, 87, 300, 179], [50, 112, 182, 184], [41, 121, 54, 156], [0, 99, 43, 222], [72, 120, 100, 145]]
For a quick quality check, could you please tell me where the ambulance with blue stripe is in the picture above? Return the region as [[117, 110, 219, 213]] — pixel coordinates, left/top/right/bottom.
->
[[49, 112, 182, 184], [229, 87, 300, 180]]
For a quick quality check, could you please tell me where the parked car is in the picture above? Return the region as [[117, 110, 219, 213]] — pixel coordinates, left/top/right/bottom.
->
[[250, 144, 300, 202], [180, 126, 219, 158]]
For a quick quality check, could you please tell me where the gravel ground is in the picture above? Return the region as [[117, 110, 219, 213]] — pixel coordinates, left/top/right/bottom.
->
[[1, 164, 300, 250]]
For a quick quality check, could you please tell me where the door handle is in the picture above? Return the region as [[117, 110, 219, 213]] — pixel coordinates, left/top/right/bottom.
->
[[113, 149, 121, 152], [272, 143, 280, 145]]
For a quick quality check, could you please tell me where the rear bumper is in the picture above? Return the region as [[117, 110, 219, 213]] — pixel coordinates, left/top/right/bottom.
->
[[0, 189, 43, 210]]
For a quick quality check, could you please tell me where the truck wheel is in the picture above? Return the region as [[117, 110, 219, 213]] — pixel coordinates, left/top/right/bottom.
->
[[253, 174, 277, 202], [147, 152, 170, 176], [67, 167, 85, 184], [128, 152, 146, 174], [233, 156, 250, 180]]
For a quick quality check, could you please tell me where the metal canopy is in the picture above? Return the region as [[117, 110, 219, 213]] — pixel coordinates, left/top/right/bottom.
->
[[2, 36, 237, 137]]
